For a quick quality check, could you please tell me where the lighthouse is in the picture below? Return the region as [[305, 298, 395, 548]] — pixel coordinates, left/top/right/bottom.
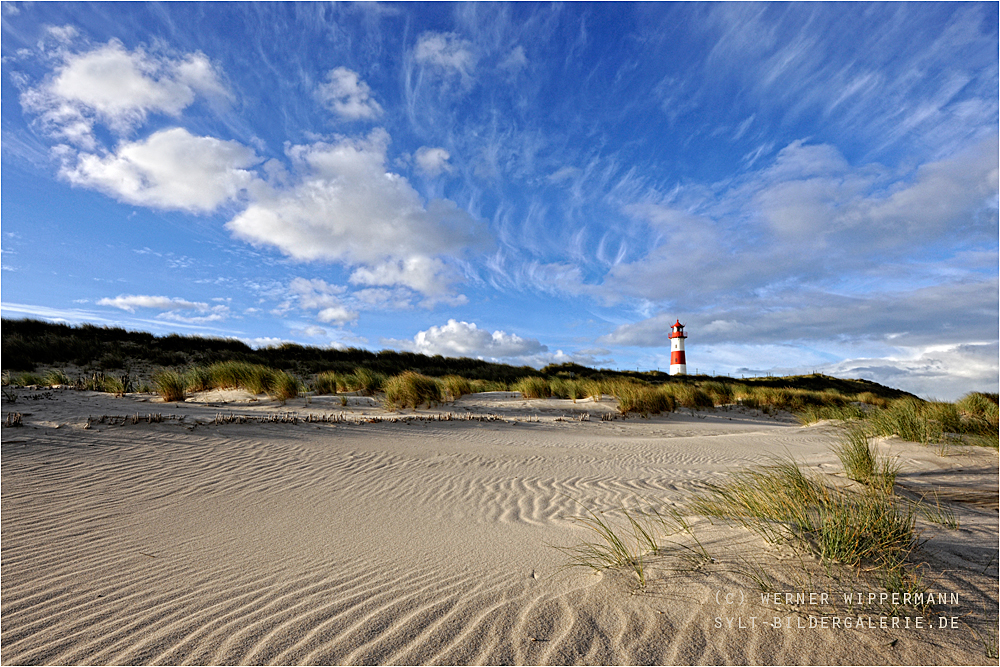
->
[[669, 320, 687, 375]]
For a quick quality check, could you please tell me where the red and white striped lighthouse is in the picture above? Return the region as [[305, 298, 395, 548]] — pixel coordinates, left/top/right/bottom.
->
[[669, 319, 687, 375]]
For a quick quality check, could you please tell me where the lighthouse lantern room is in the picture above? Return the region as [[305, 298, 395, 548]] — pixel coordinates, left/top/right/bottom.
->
[[668, 320, 687, 376]]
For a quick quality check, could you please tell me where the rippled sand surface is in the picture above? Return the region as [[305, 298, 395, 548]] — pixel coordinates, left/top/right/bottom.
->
[[2, 389, 996, 664]]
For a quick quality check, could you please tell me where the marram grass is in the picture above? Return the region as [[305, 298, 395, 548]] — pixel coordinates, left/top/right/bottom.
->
[[513, 376, 551, 399], [383, 371, 443, 410], [154, 370, 187, 402], [833, 425, 899, 494], [691, 457, 916, 571]]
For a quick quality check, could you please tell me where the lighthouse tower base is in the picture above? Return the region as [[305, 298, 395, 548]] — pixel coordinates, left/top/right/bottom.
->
[[669, 363, 687, 376]]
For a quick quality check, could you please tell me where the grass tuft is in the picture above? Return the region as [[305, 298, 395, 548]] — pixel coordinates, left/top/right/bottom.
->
[[513, 376, 551, 399], [43, 369, 70, 386], [313, 371, 341, 395], [555, 504, 657, 586], [833, 425, 899, 494], [610, 380, 675, 416], [269, 370, 299, 402], [691, 457, 916, 574], [441, 374, 473, 401], [153, 370, 187, 402], [383, 371, 443, 410]]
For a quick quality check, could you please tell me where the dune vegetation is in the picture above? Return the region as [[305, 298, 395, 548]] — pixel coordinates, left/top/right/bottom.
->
[[3, 318, 995, 447]]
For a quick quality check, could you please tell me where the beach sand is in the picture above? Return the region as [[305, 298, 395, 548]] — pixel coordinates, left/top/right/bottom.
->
[[2, 388, 996, 664]]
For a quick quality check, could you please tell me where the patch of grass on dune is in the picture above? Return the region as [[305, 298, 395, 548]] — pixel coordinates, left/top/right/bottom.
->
[[184, 365, 213, 392], [5, 371, 45, 386], [513, 376, 552, 399], [153, 370, 187, 402], [862, 396, 998, 448], [662, 383, 714, 410], [383, 371, 443, 410], [468, 378, 508, 393], [691, 457, 917, 582], [583, 379, 604, 401], [312, 371, 341, 395], [610, 380, 676, 417], [955, 392, 999, 448], [440, 374, 473, 401], [796, 402, 867, 425], [202, 360, 277, 394], [699, 381, 734, 406], [173, 361, 299, 401], [555, 504, 656, 586], [554, 502, 710, 587], [269, 370, 300, 402], [342, 367, 386, 395], [833, 425, 899, 494], [43, 369, 70, 386]]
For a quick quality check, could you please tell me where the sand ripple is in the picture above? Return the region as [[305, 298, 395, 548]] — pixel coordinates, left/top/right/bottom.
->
[[3, 410, 993, 665]]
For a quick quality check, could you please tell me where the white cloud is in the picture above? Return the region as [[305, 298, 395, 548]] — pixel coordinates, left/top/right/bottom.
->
[[97, 293, 231, 324], [499, 45, 528, 72], [97, 294, 208, 312], [156, 305, 230, 324], [286, 277, 347, 309], [386, 319, 547, 359], [414, 32, 478, 87], [61, 128, 262, 212], [351, 287, 417, 311], [600, 279, 999, 350], [226, 129, 490, 298], [293, 325, 328, 338], [599, 136, 999, 305], [547, 166, 581, 183], [316, 306, 357, 325], [282, 277, 358, 325], [244, 336, 293, 349], [45, 25, 78, 42], [316, 67, 383, 120], [414, 146, 452, 176], [821, 343, 999, 401], [22, 39, 228, 147]]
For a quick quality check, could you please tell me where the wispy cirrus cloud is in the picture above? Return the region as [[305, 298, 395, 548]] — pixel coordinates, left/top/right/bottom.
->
[[97, 294, 231, 324], [97, 294, 209, 313]]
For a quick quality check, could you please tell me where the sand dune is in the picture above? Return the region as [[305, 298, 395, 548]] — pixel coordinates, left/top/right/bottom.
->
[[2, 388, 996, 664]]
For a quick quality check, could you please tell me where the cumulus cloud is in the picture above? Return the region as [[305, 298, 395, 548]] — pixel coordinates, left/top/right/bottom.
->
[[414, 146, 452, 176], [19, 40, 487, 301], [22, 39, 228, 147], [227, 129, 490, 298], [316, 67, 383, 120], [413, 32, 478, 88], [60, 128, 262, 212], [385, 319, 547, 359]]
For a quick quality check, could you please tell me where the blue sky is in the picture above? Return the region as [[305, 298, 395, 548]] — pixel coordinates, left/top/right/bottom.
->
[[2, 2, 997, 400]]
